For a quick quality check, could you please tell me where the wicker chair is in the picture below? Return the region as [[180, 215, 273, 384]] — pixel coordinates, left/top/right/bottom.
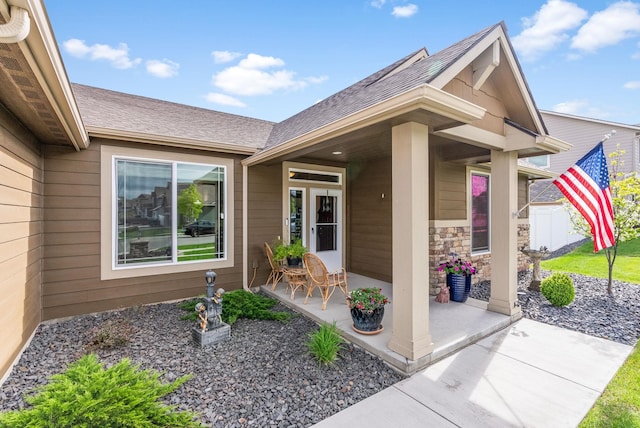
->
[[303, 252, 348, 310], [264, 242, 284, 291]]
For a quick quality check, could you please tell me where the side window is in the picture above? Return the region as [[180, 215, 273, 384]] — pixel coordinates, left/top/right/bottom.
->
[[471, 172, 490, 253], [527, 155, 549, 169], [115, 158, 226, 269]]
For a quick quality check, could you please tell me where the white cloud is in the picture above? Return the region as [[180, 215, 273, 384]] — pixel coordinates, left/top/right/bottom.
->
[[571, 1, 640, 52], [212, 50, 242, 64], [552, 99, 589, 114], [211, 53, 325, 96], [214, 67, 304, 96], [624, 80, 640, 89], [307, 75, 329, 84], [552, 100, 611, 118], [392, 4, 418, 18], [205, 93, 246, 107], [238, 53, 285, 69], [371, 0, 386, 8], [62, 38, 141, 69], [146, 59, 179, 78], [512, 0, 588, 62]]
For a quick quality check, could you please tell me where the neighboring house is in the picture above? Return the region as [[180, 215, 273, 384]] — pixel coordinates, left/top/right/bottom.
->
[[0, 0, 569, 378], [528, 111, 640, 250]]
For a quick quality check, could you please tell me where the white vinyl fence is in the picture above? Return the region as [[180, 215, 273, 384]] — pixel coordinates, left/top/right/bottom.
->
[[529, 204, 585, 251]]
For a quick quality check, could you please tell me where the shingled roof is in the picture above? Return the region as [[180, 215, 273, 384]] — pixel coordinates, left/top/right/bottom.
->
[[263, 22, 501, 150], [72, 83, 274, 150], [71, 22, 505, 154]]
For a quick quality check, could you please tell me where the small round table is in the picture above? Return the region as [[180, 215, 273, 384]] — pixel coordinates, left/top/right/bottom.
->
[[282, 267, 308, 300]]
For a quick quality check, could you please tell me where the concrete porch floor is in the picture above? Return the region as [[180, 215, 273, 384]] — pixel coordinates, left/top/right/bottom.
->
[[259, 273, 514, 375]]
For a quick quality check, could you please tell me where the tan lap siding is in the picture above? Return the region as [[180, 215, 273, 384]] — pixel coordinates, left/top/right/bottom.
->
[[42, 140, 245, 320], [0, 109, 43, 380], [348, 157, 392, 282], [247, 164, 282, 287]]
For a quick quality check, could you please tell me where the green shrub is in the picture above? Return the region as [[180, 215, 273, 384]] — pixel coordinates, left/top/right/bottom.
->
[[178, 290, 294, 325], [0, 354, 202, 427], [306, 322, 344, 366], [541, 273, 575, 307]]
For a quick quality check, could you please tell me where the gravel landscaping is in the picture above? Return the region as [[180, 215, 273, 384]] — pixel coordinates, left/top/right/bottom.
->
[[0, 299, 404, 427], [471, 269, 640, 345], [2, 260, 639, 426]]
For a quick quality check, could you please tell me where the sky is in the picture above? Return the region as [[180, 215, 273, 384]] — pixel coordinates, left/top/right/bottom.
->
[[44, 1, 640, 125]]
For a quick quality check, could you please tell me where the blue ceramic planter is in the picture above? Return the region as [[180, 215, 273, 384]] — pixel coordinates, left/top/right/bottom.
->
[[350, 306, 384, 333], [447, 273, 471, 302]]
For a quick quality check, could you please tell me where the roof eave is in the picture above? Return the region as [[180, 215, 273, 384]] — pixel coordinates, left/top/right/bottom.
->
[[535, 135, 572, 154], [86, 126, 259, 155], [16, 0, 89, 150], [243, 84, 486, 166]]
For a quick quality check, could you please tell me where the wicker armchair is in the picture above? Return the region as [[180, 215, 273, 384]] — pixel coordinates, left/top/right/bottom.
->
[[264, 242, 284, 290], [303, 252, 348, 310]]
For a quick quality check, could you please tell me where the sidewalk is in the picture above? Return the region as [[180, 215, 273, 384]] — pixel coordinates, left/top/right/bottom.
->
[[313, 318, 632, 428]]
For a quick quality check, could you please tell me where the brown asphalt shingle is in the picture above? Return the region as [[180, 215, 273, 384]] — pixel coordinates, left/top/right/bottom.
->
[[72, 83, 274, 150]]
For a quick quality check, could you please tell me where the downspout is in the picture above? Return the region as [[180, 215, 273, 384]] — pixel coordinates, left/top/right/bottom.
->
[[0, 6, 30, 43], [242, 163, 250, 291]]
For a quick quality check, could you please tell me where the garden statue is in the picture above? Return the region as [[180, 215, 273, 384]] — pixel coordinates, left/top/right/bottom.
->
[[521, 246, 550, 291], [192, 270, 230, 346]]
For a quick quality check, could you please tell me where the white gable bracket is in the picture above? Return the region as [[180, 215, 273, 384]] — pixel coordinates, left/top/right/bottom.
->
[[472, 40, 499, 90]]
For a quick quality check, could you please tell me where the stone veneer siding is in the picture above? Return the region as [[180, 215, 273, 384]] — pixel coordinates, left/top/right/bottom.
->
[[429, 223, 530, 295]]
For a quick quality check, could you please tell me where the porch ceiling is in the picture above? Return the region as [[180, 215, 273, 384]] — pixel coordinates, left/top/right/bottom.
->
[[258, 108, 470, 165]]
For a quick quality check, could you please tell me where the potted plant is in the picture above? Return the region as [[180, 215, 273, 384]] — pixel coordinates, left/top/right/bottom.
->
[[437, 253, 476, 302], [346, 287, 389, 334], [272, 239, 307, 267]]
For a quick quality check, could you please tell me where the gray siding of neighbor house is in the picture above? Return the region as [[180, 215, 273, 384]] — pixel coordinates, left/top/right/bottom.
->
[[42, 140, 246, 320], [541, 112, 639, 175], [0, 107, 43, 379], [348, 157, 393, 282], [247, 164, 282, 287]]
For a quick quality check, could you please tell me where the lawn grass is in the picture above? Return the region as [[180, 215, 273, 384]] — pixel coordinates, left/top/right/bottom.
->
[[579, 343, 640, 427], [541, 238, 640, 284]]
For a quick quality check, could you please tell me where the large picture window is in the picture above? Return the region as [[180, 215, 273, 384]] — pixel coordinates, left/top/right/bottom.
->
[[114, 157, 226, 268], [471, 172, 490, 253]]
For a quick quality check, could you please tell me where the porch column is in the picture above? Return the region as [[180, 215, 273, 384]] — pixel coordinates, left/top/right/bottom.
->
[[487, 150, 521, 318], [388, 122, 434, 360]]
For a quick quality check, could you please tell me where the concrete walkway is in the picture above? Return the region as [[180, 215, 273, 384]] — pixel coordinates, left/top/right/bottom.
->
[[312, 318, 632, 428]]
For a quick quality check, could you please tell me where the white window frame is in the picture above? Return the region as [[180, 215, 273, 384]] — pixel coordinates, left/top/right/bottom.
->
[[101, 145, 234, 280], [527, 154, 550, 169], [468, 169, 491, 255]]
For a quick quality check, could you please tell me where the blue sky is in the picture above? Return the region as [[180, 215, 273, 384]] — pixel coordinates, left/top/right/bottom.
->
[[45, 1, 640, 125]]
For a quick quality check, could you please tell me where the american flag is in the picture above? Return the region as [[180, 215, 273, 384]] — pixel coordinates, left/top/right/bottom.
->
[[553, 141, 615, 252]]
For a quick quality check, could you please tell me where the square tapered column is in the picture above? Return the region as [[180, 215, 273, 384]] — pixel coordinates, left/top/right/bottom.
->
[[488, 149, 521, 317], [388, 122, 434, 360]]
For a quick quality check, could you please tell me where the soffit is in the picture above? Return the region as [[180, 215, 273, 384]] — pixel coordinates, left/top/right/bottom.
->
[[0, 2, 86, 149]]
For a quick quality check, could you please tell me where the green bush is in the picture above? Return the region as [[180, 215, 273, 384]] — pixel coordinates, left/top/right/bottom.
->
[[0, 354, 202, 427], [306, 322, 344, 366], [179, 290, 294, 325], [541, 273, 575, 307]]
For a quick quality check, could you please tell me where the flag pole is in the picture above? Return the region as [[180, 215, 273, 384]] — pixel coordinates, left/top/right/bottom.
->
[[512, 130, 616, 218]]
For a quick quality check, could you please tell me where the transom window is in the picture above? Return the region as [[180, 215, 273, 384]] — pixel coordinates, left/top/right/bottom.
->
[[471, 172, 490, 253], [114, 158, 226, 268]]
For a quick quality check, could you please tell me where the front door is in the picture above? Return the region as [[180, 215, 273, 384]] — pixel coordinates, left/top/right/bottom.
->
[[310, 188, 342, 271]]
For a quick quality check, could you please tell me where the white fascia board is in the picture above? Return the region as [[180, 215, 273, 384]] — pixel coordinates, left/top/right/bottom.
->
[[87, 126, 258, 155]]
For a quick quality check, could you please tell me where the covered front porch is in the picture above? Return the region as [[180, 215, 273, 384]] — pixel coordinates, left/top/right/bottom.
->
[[259, 273, 512, 375]]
